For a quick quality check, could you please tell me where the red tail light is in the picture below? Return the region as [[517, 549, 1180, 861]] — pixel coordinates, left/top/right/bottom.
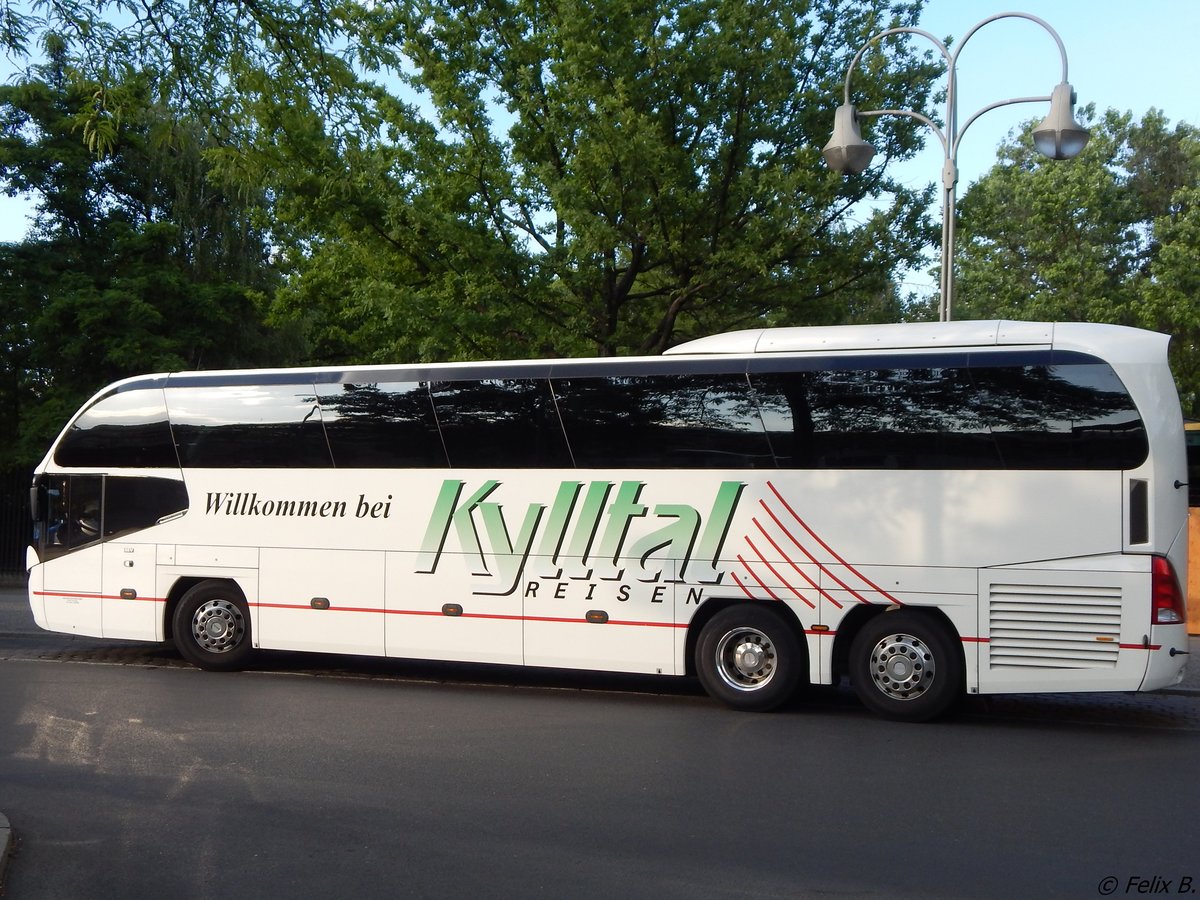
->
[[1151, 556, 1186, 625]]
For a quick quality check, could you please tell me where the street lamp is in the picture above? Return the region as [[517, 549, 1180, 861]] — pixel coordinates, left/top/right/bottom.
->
[[822, 12, 1090, 322]]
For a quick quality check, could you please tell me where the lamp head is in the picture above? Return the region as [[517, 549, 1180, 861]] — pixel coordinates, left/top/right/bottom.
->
[[1033, 82, 1090, 160], [822, 104, 876, 175]]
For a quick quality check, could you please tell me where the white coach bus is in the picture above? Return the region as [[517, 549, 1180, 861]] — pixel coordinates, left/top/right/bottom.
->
[[25, 320, 1191, 720]]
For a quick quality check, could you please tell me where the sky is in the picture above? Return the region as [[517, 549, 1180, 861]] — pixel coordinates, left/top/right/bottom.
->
[[887, 0, 1200, 195], [863, 0, 1200, 298], [0, 0, 1195, 247]]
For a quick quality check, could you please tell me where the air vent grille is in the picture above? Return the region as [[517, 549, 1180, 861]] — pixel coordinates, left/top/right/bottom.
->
[[988, 582, 1122, 670]]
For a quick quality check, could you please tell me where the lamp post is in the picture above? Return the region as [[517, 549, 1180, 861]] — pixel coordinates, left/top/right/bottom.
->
[[822, 12, 1090, 322]]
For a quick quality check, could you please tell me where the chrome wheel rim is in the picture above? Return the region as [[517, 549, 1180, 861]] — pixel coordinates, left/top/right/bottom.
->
[[867, 633, 935, 701], [191, 598, 245, 654], [713, 626, 777, 692]]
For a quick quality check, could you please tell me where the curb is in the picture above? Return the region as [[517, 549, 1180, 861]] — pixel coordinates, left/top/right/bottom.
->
[[0, 811, 10, 891]]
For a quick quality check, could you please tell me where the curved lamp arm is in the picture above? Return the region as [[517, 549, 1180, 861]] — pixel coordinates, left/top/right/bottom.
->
[[822, 12, 1090, 322]]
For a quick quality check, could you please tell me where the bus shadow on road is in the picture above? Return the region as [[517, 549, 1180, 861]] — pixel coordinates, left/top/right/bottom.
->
[[12, 637, 1199, 731]]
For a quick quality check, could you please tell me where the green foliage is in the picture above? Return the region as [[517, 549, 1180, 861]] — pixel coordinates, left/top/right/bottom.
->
[[269, 0, 944, 359], [954, 108, 1200, 413], [0, 55, 294, 465], [2, 0, 944, 361]]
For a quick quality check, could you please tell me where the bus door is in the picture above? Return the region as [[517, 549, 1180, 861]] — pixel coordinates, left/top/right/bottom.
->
[[98, 475, 188, 641], [100, 540, 158, 642], [978, 565, 1151, 692], [38, 474, 105, 636]]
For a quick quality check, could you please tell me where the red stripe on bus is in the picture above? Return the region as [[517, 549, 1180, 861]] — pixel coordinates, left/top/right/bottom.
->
[[960, 637, 1161, 651], [526, 616, 683, 628], [252, 603, 683, 629], [254, 602, 383, 613], [35, 590, 164, 603]]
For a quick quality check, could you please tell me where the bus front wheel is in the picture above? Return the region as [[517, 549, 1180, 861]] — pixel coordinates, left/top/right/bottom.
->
[[173, 581, 253, 672], [849, 611, 962, 722], [696, 604, 803, 712]]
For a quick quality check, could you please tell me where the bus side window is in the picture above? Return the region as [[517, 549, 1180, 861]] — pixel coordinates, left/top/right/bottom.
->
[[751, 358, 1143, 471], [748, 372, 815, 468], [103, 477, 189, 539], [431, 379, 572, 468], [54, 387, 177, 468], [168, 384, 333, 467], [972, 362, 1146, 470], [552, 373, 773, 469], [317, 381, 447, 468]]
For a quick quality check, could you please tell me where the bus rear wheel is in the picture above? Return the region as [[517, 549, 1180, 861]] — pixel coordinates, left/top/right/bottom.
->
[[173, 581, 253, 672], [696, 604, 803, 712], [849, 612, 962, 722]]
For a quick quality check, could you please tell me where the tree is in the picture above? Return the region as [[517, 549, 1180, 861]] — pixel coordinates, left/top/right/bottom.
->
[[1141, 187, 1200, 411], [268, 0, 945, 361], [0, 0, 943, 362], [0, 50, 294, 464], [953, 108, 1200, 412]]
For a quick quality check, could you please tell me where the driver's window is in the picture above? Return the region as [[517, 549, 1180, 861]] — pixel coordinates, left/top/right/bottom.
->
[[42, 475, 103, 557]]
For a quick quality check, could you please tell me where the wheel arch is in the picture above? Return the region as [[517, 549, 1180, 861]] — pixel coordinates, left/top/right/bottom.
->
[[163, 576, 247, 643], [684, 597, 808, 678], [832, 604, 964, 684]]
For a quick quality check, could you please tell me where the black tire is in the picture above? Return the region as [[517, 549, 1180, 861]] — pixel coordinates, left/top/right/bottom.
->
[[849, 611, 963, 722], [696, 604, 804, 712], [173, 581, 253, 672]]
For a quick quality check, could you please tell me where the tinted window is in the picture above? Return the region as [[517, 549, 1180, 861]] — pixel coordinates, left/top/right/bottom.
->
[[751, 358, 1147, 470], [431, 379, 571, 467], [103, 476, 189, 539], [317, 382, 446, 467], [971, 362, 1146, 469], [39, 474, 103, 559], [754, 367, 1002, 469], [55, 389, 177, 468], [554, 373, 774, 468], [168, 385, 332, 467]]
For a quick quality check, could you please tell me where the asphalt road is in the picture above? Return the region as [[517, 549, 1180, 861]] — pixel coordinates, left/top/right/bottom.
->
[[3, 586, 1200, 899]]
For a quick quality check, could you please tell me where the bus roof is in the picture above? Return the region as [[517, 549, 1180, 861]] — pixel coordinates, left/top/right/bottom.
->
[[666, 320, 1167, 363], [666, 320, 1059, 355], [93, 320, 1167, 396]]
